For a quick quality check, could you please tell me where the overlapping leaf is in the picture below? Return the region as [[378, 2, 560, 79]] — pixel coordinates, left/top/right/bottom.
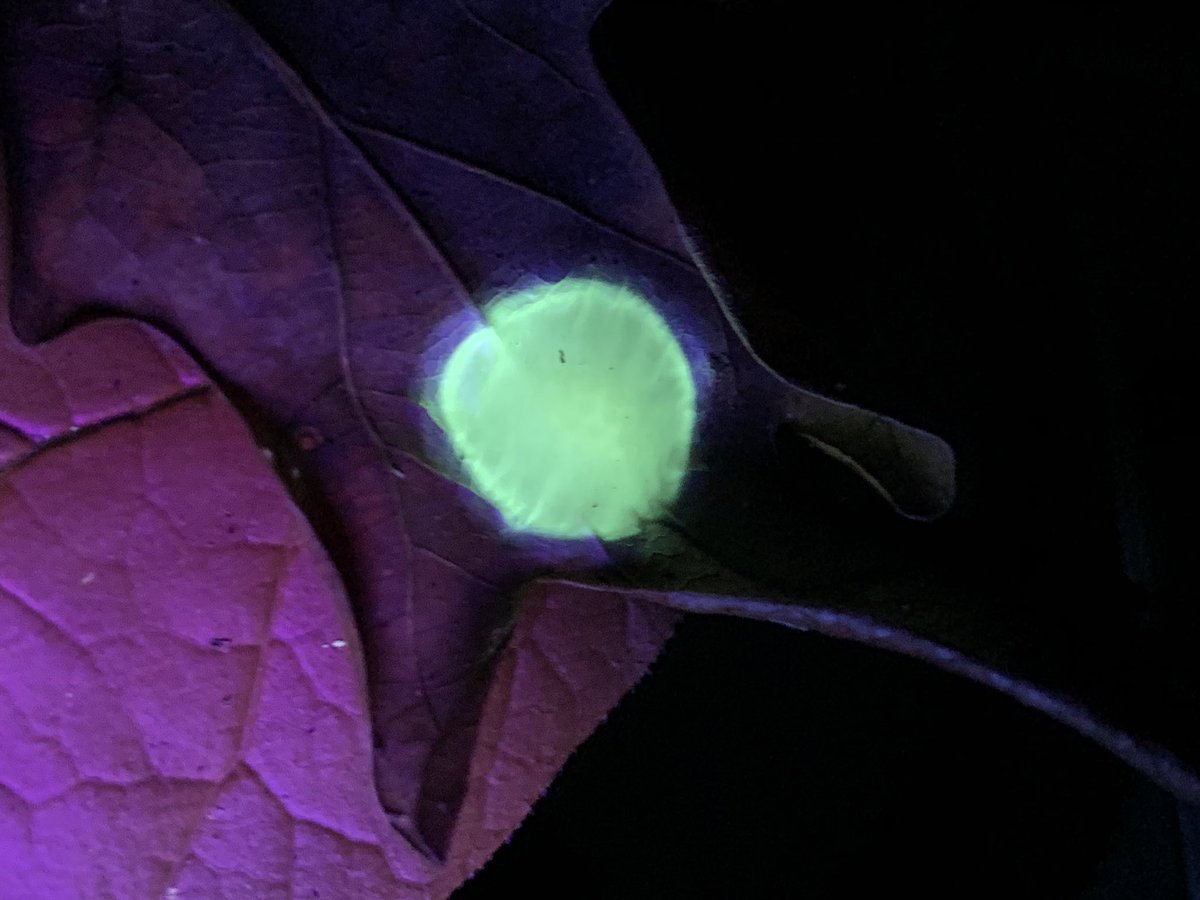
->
[[0, 304, 674, 895], [2, 0, 958, 878], [29, 1, 1177, 896]]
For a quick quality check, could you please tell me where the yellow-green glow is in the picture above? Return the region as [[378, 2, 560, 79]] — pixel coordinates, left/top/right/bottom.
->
[[434, 277, 696, 539]]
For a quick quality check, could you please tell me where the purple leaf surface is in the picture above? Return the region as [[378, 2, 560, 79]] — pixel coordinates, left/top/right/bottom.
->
[[2, 0, 953, 880], [0, 141, 675, 896], [9, 0, 1192, 896]]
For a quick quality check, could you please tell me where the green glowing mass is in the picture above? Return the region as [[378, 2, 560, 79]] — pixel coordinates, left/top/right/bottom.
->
[[434, 277, 697, 540]]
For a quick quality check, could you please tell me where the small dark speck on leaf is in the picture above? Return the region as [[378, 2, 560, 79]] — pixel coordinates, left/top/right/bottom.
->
[[558, 349, 565, 364], [221, 694, 232, 703], [209, 637, 232, 650], [295, 425, 323, 452]]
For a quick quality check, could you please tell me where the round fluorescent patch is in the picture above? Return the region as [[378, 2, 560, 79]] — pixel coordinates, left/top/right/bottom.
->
[[434, 277, 697, 540]]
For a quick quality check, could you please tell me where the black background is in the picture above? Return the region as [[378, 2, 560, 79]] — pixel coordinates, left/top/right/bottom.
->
[[458, 2, 1195, 897]]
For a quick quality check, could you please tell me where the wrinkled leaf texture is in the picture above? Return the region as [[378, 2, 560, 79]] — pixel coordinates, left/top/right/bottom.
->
[[1, 0, 1193, 897]]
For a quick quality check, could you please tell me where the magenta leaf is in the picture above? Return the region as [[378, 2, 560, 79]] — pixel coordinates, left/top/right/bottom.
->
[[0, 304, 673, 895], [1, 149, 675, 893], [2, 0, 953, 873], [14, 0, 1192, 895]]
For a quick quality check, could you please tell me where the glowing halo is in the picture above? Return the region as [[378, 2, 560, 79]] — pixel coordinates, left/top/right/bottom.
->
[[431, 276, 697, 540]]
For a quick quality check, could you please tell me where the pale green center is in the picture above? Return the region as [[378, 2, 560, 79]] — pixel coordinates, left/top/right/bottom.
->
[[434, 277, 696, 539]]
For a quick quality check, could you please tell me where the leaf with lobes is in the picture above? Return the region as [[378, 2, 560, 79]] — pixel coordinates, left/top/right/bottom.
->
[[26, 1, 1169, 897]]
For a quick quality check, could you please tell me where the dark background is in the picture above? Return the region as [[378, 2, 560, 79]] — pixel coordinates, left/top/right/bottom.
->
[[458, 2, 1196, 897]]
